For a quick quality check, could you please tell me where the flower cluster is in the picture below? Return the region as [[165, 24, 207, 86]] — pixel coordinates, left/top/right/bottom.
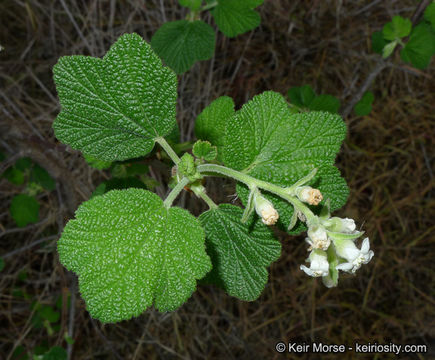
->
[[249, 173, 374, 287], [299, 208, 374, 287]]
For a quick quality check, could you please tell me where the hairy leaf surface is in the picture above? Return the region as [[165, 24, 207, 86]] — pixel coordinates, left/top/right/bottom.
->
[[223, 91, 348, 233], [195, 96, 235, 160], [400, 23, 435, 69], [199, 204, 281, 300], [53, 33, 177, 161], [210, 0, 264, 37], [58, 189, 211, 322], [151, 20, 215, 74]]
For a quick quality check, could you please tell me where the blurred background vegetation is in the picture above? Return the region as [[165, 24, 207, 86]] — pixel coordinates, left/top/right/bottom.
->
[[0, 0, 434, 359]]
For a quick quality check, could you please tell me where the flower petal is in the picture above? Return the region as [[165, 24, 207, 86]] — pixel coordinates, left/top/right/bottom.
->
[[300, 265, 316, 277], [336, 262, 353, 271]]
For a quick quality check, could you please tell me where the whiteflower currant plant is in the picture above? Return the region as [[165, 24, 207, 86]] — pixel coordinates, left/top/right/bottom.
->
[[52, 33, 373, 323]]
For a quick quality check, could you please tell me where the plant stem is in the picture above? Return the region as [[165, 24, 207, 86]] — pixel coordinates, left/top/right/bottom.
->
[[201, 0, 217, 11], [190, 184, 218, 210], [197, 163, 316, 222], [155, 137, 181, 165], [163, 177, 190, 208]]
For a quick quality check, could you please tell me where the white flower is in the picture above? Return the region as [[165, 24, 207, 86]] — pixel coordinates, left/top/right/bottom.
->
[[339, 218, 356, 233], [323, 217, 356, 233], [306, 226, 330, 250], [296, 186, 323, 205], [335, 237, 374, 273], [300, 249, 329, 277]]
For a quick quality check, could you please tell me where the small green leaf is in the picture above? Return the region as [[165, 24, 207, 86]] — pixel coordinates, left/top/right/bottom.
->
[[288, 85, 316, 108], [0, 151, 5, 162], [354, 91, 374, 116], [224, 91, 348, 234], [382, 40, 397, 58], [179, 0, 202, 10], [192, 140, 217, 161], [53, 33, 177, 161], [30, 164, 56, 191], [371, 30, 387, 54], [210, 0, 264, 38], [4, 167, 25, 185], [38, 306, 60, 323], [64, 333, 75, 345], [309, 94, 341, 114], [84, 154, 112, 170], [10, 194, 40, 227], [15, 157, 32, 171], [151, 20, 215, 74], [58, 188, 211, 322], [12, 346, 28, 360], [178, 153, 196, 175], [383, 15, 412, 41], [199, 204, 281, 300], [91, 177, 147, 198], [424, 3, 435, 31], [400, 23, 435, 69], [41, 346, 67, 360], [0, 258, 4, 272], [195, 96, 235, 161]]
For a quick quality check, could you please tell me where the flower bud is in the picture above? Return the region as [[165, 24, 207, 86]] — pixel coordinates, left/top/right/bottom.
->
[[253, 191, 279, 225], [324, 217, 356, 233], [296, 186, 323, 205]]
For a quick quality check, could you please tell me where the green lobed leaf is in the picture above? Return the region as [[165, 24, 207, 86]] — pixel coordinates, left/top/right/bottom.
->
[[223, 91, 348, 234], [309, 94, 341, 114], [4, 167, 25, 185], [179, 0, 202, 10], [58, 188, 211, 322], [199, 204, 281, 300], [10, 194, 40, 227], [400, 23, 435, 69], [195, 96, 235, 161], [15, 157, 33, 171], [41, 346, 67, 360], [151, 20, 215, 74], [383, 15, 412, 41], [424, 3, 435, 31], [53, 33, 177, 161], [30, 164, 56, 191], [38, 306, 60, 323], [192, 140, 217, 161], [371, 30, 387, 54], [354, 91, 374, 116], [209, 0, 264, 38], [84, 154, 112, 170], [287, 85, 315, 108]]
